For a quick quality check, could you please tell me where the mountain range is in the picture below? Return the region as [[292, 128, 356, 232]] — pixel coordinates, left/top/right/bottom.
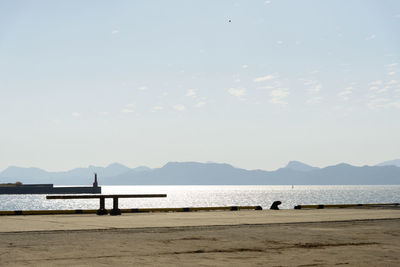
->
[[1, 159, 400, 185]]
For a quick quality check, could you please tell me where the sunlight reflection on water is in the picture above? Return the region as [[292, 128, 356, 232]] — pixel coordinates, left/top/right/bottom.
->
[[0, 185, 399, 211]]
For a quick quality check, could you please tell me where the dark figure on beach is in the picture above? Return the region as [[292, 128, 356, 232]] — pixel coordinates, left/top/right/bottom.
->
[[270, 201, 282, 210]]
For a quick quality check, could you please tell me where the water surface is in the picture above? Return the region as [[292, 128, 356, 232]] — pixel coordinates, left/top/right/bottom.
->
[[1, 185, 399, 211]]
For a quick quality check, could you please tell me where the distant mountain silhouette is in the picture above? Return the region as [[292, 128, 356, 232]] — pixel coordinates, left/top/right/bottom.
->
[[377, 158, 400, 167], [1, 160, 400, 185], [1, 166, 53, 183], [0, 163, 146, 185], [283, 161, 319, 172], [102, 161, 400, 185], [58, 163, 132, 182]]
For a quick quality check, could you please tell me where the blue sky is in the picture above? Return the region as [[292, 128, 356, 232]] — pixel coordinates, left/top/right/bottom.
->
[[0, 0, 399, 171]]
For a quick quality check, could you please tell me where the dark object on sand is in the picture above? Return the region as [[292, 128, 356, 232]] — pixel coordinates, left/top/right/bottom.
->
[[270, 201, 282, 210]]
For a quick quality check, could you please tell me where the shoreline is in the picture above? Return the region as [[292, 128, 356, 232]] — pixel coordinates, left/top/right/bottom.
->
[[2, 208, 400, 233], [3, 217, 399, 235]]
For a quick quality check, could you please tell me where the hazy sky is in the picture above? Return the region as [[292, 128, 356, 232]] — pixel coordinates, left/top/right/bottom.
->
[[1, 0, 399, 171]]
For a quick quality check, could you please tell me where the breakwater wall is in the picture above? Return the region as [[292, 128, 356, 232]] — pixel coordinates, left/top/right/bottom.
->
[[0, 206, 263, 216], [0, 185, 101, 194]]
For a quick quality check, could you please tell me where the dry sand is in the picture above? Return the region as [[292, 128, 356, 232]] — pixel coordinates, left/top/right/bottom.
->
[[1, 209, 400, 266]]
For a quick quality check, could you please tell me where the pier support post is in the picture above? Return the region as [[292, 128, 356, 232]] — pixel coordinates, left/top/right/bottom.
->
[[96, 196, 108, 215], [110, 197, 121, 216]]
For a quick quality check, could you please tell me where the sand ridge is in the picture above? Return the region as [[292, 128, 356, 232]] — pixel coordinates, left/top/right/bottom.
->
[[2, 208, 400, 233]]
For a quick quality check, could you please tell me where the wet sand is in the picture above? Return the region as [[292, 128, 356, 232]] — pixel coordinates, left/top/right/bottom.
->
[[1, 209, 400, 266]]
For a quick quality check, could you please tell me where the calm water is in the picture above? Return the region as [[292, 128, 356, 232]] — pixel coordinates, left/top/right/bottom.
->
[[1, 185, 399, 211]]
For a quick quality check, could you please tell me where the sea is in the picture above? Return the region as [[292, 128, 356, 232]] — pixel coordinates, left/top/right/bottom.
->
[[1, 185, 400, 211]]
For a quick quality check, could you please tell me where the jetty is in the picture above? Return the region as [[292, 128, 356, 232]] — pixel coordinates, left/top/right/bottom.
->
[[0, 173, 101, 194]]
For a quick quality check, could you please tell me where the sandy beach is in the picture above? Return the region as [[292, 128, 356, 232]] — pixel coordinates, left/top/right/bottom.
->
[[1, 209, 400, 266]]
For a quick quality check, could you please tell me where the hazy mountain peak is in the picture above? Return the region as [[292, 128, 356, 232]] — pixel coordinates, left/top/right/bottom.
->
[[132, 166, 152, 172], [106, 162, 129, 168], [377, 158, 400, 167], [284, 161, 318, 172], [163, 161, 235, 169], [2, 160, 400, 185], [0, 166, 51, 182], [2, 166, 47, 174], [332, 163, 353, 168]]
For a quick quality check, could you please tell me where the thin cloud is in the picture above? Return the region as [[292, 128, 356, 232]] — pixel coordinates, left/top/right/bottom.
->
[[186, 89, 197, 98], [228, 88, 246, 97], [376, 87, 389, 93], [307, 84, 321, 94], [121, 109, 134, 113], [338, 86, 353, 101], [389, 101, 400, 109], [254, 75, 275, 82], [137, 86, 147, 91], [302, 79, 322, 103], [307, 96, 322, 104], [72, 112, 80, 117], [366, 81, 400, 109], [152, 106, 163, 112], [386, 63, 398, 68], [367, 97, 391, 109], [299, 78, 318, 86], [112, 29, 120, 35], [195, 101, 206, 108], [242, 64, 248, 69], [365, 34, 376, 40], [258, 79, 282, 92], [258, 85, 275, 89], [370, 80, 383, 85], [269, 89, 289, 106], [173, 105, 185, 111]]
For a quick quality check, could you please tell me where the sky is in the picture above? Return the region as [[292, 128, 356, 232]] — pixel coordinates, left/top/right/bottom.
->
[[0, 0, 400, 172]]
